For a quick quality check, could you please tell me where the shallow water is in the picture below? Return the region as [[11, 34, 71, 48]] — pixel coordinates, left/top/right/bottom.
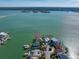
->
[[61, 12, 79, 59], [0, 10, 79, 59]]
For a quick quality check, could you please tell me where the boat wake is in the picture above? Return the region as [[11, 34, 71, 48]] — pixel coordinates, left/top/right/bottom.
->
[[0, 14, 19, 19], [0, 16, 7, 19]]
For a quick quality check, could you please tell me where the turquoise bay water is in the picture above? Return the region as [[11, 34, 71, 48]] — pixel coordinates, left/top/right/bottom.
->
[[0, 10, 79, 59]]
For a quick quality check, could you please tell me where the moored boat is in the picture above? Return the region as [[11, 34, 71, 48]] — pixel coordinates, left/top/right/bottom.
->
[[0, 32, 11, 45]]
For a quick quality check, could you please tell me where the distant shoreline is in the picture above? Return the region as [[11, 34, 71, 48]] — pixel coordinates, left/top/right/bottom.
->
[[0, 7, 79, 12]]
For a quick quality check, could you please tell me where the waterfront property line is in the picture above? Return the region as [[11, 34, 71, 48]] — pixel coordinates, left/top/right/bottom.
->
[[0, 7, 79, 12]]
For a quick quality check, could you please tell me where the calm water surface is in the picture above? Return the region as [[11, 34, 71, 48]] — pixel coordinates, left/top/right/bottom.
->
[[0, 10, 79, 59]]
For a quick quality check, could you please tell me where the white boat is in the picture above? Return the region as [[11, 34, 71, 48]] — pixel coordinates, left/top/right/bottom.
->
[[0, 32, 10, 45]]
